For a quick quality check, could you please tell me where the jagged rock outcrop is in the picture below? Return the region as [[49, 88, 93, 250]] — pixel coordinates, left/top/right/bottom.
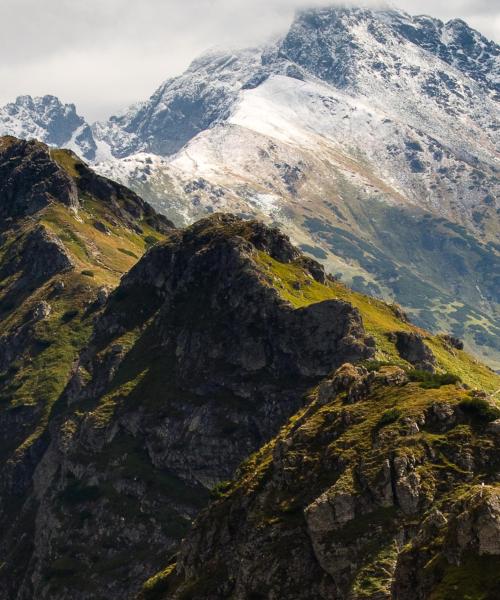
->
[[441, 333, 465, 351], [0, 137, 79, 220], [393, 331, 437, 372], [164, 364, 500, 600], [393, 486, 500, 599]]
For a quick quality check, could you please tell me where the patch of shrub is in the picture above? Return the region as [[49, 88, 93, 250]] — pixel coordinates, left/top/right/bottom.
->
[[361, 360, 397, 372], [81, 270, 95, 278], [61, 309, 79, 323], [144, 235, 159, 247], [408, 370, 461, 389], [459, 397, 500, 423], [210, 480, 232, 500], [378, 408, 402, 428], [118, 247, 138, 258]]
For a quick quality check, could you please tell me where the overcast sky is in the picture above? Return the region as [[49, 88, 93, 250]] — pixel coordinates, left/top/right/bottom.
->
[[0, 0, 498, 121]]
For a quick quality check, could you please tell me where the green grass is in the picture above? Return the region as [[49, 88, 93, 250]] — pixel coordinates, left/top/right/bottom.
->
[[50, 148, 82, 179], [0, 277, 94, 458], [377, 408, 402, 428], [254, 251, 499, 393]]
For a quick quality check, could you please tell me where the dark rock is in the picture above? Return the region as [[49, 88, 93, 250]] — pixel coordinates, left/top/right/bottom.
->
[[0, 137, 79, 221], [19, 225, 75, 280], [441, 333, 465, 350], [318, 363, 375, 405], [394, 331, 437, 372], [93, 220, 111, 235]]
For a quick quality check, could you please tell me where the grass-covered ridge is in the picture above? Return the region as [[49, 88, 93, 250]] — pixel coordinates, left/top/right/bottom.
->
[[255, 251, 499, 393], [0, 142, 168, 465]]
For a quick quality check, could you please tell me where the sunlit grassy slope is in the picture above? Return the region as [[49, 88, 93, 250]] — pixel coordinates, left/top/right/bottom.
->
[[0, 149, 167, 462], [256, 252, 499, 393]]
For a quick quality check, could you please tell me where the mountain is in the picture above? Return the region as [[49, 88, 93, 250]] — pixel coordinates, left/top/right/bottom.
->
[[95, 7, 499, 371], [0, 7, 498, 369], [0, 96, 97, 161], [0, 136, 498, 599]]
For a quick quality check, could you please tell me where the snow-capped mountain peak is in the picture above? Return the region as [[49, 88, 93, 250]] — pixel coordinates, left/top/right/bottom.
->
[[0, 94, 97, 160]]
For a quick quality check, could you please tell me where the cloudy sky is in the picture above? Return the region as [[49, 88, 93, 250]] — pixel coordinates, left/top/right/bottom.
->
[[0, 0, 498, 121]]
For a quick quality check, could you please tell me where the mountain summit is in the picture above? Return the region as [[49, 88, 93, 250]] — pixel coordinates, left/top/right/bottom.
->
[[0, 96, 97, 161]]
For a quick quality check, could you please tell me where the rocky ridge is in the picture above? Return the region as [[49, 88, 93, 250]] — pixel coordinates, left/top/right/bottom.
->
[[159, 364, 500, 600], [0, 136, 173, 599]]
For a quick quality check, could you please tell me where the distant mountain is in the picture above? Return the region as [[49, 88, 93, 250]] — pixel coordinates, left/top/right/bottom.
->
[[0, 5, 498, 368], [0, 95, 97, 161]]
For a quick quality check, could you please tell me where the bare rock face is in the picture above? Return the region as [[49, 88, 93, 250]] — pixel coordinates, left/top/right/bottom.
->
[[0, 137, 79, 220], [393, 487, 500, 600], [19, 225, 75, 279], [394, 331, 437, 372], [446, 488, 500, 560]]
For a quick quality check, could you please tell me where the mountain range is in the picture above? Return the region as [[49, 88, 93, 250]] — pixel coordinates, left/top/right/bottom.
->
[[0, 134, 498, 600], [1, 4, 499, 599], [0, 6, 498, 369]]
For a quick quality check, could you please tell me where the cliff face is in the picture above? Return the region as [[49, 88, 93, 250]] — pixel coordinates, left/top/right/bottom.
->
[[161, 365, 500, 600]]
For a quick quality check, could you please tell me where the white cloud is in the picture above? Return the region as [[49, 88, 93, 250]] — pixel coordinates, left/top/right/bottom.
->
[[0, 1, 498, 121]]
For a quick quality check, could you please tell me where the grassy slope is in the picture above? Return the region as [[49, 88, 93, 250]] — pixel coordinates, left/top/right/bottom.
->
[[256, 252, 499, 393], [0, 149, 166, 462]]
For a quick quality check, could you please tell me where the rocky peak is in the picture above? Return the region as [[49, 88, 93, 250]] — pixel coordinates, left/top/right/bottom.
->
[[0, 136, 79, 222], [279, 6, 499, 95], [0, 95, 97, 160], [99, 213, 374, 391], [0, 136, 174, 233]]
